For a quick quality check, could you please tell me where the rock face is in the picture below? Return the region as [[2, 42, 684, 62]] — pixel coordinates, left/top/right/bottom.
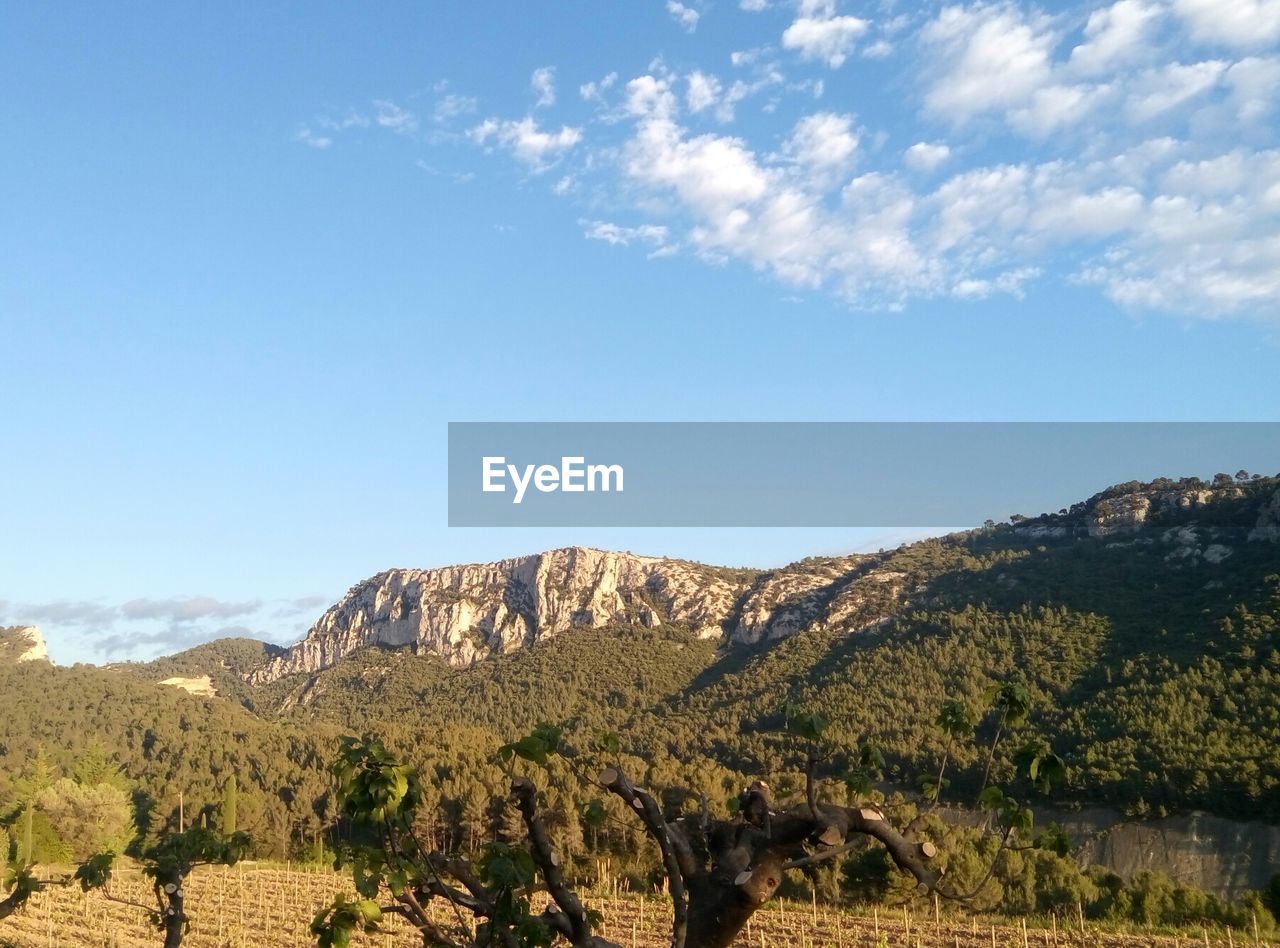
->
[[159, 675, 217, 697], [1085, 487, 1241, 537], [250, 548, 755, 682], [1, 626, 50, 664], [1249, 487, 1280, 542], [1071, 810, 1280, 901], [731, 555, 904, 645], [250, 547, 917, 683]]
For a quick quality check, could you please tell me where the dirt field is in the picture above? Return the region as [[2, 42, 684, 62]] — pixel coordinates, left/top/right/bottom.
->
[[0, 864, 1268, 947]]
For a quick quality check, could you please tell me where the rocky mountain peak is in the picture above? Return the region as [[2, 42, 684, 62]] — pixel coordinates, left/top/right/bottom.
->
[[247, 547, 757, 683]]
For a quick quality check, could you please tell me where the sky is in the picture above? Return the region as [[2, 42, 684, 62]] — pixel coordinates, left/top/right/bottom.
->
[[2, 0, 1278, 664]]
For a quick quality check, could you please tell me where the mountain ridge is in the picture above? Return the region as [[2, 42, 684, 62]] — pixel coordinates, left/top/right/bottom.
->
[[246, 474, 1280, 686]]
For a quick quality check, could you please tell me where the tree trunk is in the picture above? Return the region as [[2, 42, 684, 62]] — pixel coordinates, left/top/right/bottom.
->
[[158, 869, 187, 948], [683, 851, 787, 948]]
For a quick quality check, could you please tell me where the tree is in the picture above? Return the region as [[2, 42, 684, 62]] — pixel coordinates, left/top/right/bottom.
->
[[37, 777, 135, 861], [315, 722, 946, 948], [975, 682, 1031, 804], [221, 774, 238, 837], [75, 826, 249, 948]]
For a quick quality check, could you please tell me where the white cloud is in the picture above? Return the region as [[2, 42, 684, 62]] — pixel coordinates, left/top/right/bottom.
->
[[625, 116, 772, 215], [422, 4, 1280, 320], [922, 4, 1057, 119], [1008, 82, 1111, 136], [531, 67, 557, 108], [580, 72, 619, 103], [952, 267, 1041, 298], [1225, 56, 1280, 120], [741, 0, 770, 9], [315, 111, 370, 132], [783, 112, 859, 178], [904, 141, 952, 171], [434, 93, 478, 123], [1171, 0, 1280, 49], [295, 126, 333, 149], [1069, 0, 1163, 76], [470, 117, 584, 172], [667, 0, 701, 32], [863, 39, 895, 58], [731, 48, 766, 67], [601, 92, 1280, 316], [782, 11, 870, 67], [373, 100, 417, 133], [626, 74, 680, 119], [1125, 60, 1227, 121], [1028, 184, 1146, 236], [687, 71, 723, 113], [583, 220, 671, 248]]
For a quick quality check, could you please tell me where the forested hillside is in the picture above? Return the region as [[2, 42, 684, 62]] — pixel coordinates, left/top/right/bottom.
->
[[0, 652, 338, 861], [2, 473, 1278, 886]]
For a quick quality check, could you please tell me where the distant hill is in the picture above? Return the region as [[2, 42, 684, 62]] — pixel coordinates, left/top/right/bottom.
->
[[114, 637, 286, 710]]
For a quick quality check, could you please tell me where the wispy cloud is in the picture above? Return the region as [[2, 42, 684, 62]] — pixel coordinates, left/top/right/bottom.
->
[[118, 596, 261, 623], [667, 0, 701, 33], [301, 1, 1280, 320], [469, 117, 583, 172], [373, 99, 418, 133], [0, 593, 327, 662], [531, 67, 557, 108]]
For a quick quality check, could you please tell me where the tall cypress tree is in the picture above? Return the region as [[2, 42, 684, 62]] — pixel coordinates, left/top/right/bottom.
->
[[221, 774, 237, 836]]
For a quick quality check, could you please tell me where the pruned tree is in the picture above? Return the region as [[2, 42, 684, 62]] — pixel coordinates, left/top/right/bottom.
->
[[314, 716, 956, 948], [74, 826, 249, 948], [313, 732, 616, 948]]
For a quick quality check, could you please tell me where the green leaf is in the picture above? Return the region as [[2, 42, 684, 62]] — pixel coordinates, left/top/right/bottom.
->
[[582, 800, 607, 828], [978, 786, 1005, 811], [510, 736, 550, 766]]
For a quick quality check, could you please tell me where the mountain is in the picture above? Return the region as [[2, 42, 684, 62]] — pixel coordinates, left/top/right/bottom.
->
[[249, 475, 1280, 685], [248, 547, 760, 682], [118, 637, 286, 709], [242, 472, 1280, 823]]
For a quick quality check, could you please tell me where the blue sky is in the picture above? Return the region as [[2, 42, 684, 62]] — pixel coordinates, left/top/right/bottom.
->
[[2, 0, 1278, 664]]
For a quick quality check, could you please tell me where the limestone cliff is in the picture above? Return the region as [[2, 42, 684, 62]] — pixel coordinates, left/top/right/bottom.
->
[[249, 548, 756, 682], [0, 625, 50, 664]]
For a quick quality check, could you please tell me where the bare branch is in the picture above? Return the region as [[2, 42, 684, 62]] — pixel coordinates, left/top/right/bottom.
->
[[599, 766, 690, 948], [511, 777, 620, 948]]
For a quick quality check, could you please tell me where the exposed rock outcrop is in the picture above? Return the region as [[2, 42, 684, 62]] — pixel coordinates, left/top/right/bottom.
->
[[1250, 487, 1280, 542], [1071, 810, 1280, 901], [249, 548, 757, 683], [0, 626, 50, 664], [1086, 486, 1241, 538], [250, 546, 918, 684], [159, 675, 217, 697]]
